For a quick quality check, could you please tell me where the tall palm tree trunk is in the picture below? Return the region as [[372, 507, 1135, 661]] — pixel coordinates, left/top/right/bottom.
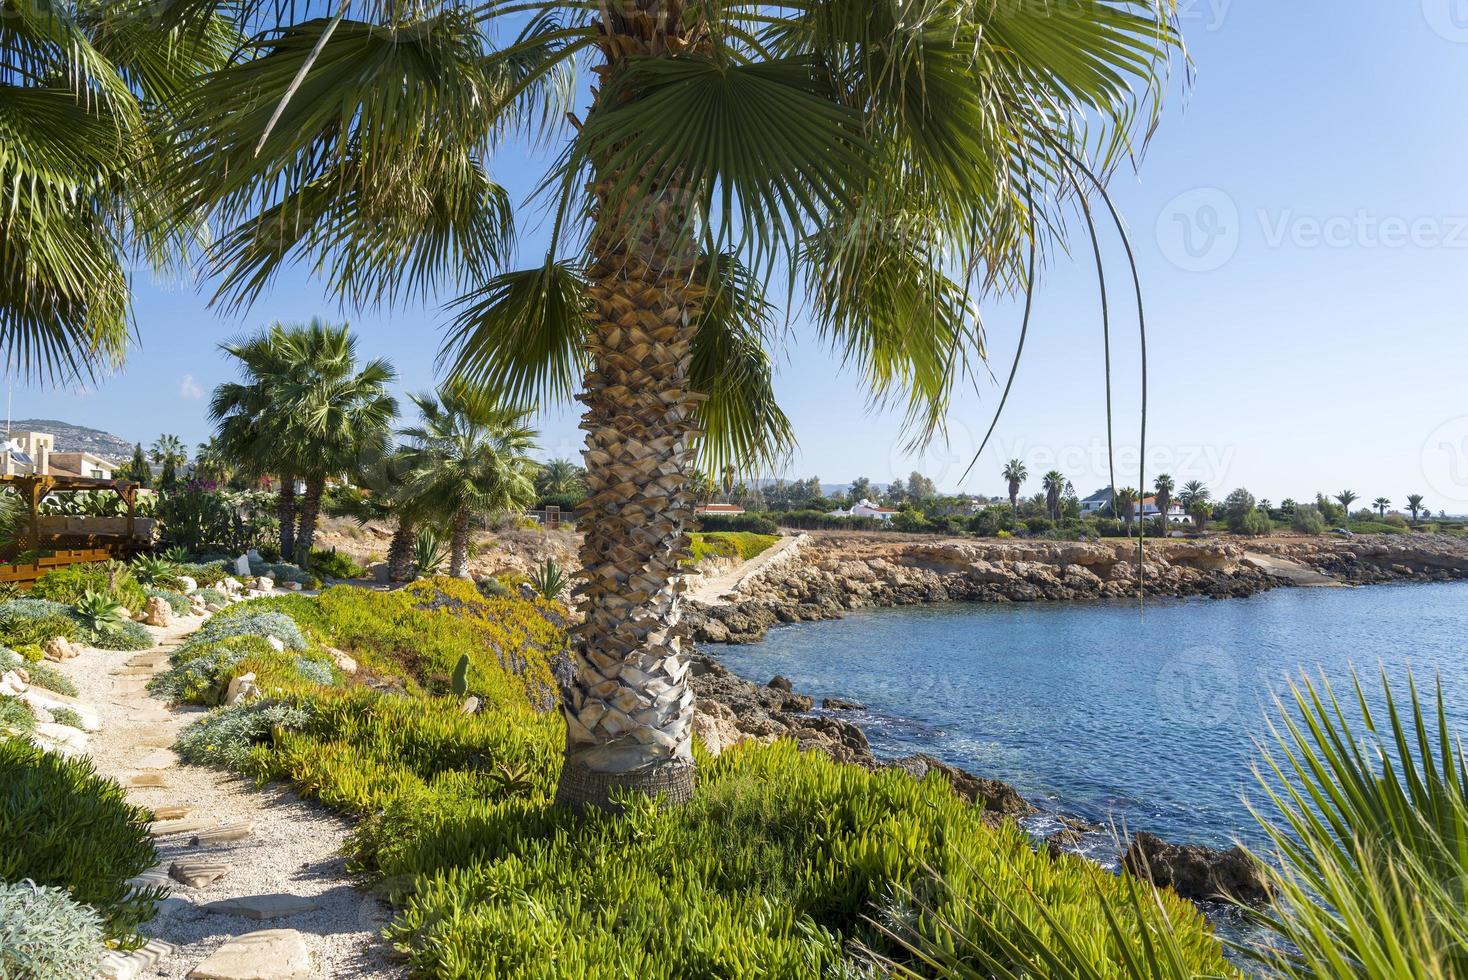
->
[[449, 506, 471, 579], [277, 474, 296, 559], [294, 475, 325, 565], [555, 130, 705, 810], [387, 516, 416, 583]]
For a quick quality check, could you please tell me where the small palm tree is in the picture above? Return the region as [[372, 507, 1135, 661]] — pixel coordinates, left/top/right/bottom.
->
[[1336, 490, 1359, 522], [1153, 474, 1175, 526], [1003, 461, 1029, 517], [193, 437, 234, 485], [1407, 494, 1426, 524], [1041, 471, 1066, 522], [1116, 487, 1140, 536], [1373, 497, 1391, 518], [150, 435, 188, 491], [398, 383, 538, 579], [537, 459, 585, 498]]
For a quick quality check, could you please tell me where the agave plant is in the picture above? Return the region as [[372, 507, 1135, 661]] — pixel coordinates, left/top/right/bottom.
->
[[412, 528, 449, 579], [71, 592, 129, 636], [529, 558, 566, 602], [131, 555, 181, 588], [160, 545, 192, 564]]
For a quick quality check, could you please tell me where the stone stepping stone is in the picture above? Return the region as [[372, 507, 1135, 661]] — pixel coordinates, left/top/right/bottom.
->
[[150, 804, 192, 821], [150, 817, 214, 838], [127, 773, 168, 789], [98, 939, 173, 980], [135, 749, 179, 770], [201, 893, 321, 920], [126, 868, 173, 893], [170, 859, 233, 888], [190, 822, 253, 846], [127, 652, 172, 667], [133, 732, 177, 749], [187, 929, 312, 980], [111, 665, 158, 677]]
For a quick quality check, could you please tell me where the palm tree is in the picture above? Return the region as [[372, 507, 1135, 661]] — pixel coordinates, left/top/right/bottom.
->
[[537, 459, 585, 498], [1373, 496, 1391, 518], [1116, 487, 1140, 536], [1003, 461, 1029, 518], [1041, 470, 1065, 522], [150, 435, 188, 492], [213, 321, 397, 564], [1407, 494, 1426, 524], [193, 437, 235, 485], [1153, 473, 1175, 526], [1336, 490, 1359, 523], [398, 383, 538, 578], [0, 6, 232, 382], [173, 3, 1181, 809]]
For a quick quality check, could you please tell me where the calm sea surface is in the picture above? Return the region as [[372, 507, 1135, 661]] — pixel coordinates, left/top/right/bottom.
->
[[710, 582, 1468, 855]]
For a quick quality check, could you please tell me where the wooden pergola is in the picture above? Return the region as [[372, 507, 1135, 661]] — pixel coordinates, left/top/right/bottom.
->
[[0, 475, 146, 584]]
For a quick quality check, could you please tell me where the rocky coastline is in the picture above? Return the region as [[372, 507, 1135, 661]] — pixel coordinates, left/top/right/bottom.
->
[[685, 531, 1468, 644]]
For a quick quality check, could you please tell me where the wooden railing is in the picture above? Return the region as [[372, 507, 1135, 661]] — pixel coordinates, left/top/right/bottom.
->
[[0, 547, 119, 587]]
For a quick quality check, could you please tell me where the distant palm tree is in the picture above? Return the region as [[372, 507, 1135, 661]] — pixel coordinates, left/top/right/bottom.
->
[[1116, 487, 1140, 536], [398, 383, 538, 579], [1407, 494, 1426, 523], [537, 459, 585, 498], [1336, 490, 1359, 522], [1003, 461, 1029, 517], [213, 321, 397, 564], [1178, 480, 1209, 509], [1373, 497, 1392, 518], [1042, 471, 1065, 521], [150, 435, 188, 491], [1154, 474, 1176, 526]]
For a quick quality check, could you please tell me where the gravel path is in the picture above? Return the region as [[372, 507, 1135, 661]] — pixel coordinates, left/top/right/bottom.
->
[[55, 613, 406, 979]]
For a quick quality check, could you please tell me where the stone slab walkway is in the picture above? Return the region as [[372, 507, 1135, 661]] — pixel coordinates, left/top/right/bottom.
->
[[54, 613, 405, 979]]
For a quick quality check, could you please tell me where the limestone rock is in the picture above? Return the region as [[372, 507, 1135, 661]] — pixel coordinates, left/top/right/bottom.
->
[[885, 754, 1036, 823], [224, 672, 260, 707], [150, 817, 214, 838], [170, 858, 233, 888], [176, 575, 198, 593], [1121, 831, 1274, 905], [42, 635, 77, 662], [190, 822, 253, 845], [766, 675, 793, 692], [285, 581, 302, 591], [144, 595, 173, 627], [25, 700, 54, 724], [202, 893, 321, 920], [20, 688, 100, 730], [127, 773, 168, 789], [265, 635, 285, 653], [31, 722, 89, 756], [99, 939, 173, 980], [0, 668, 26, 697], [150, 804, 191, 820], [822, 697, 865, 711], [188, 929, 312, 980], [135, 748, 179, 770], [326, 647, 357, 674], [252, 576, 274, 592]]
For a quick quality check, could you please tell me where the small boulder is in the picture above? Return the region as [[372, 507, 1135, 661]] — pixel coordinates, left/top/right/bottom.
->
[[42, 636, 75, 662], [265, 635, 285, 653], [1121, 832, 1274, 905], [886, 754, 1035, 822], [285, 581, 302, 592], [252, 576, 274, 592], [822, 697, 865, 711], [0, 669, 26, 697], [460, 696, 481, 715], [766, 675, 794, 692], [205, 602, 225, 614], [175, 575, 198, 594], [25, 700, 54, 725], [326, 647, 357, 674], [143, 596, 173, 628], [223, 672, 260, 707], [221, 576, 243, 593]]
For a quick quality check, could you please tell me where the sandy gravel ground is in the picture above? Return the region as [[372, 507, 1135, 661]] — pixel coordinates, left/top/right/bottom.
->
[[56, 614, 406, 979]]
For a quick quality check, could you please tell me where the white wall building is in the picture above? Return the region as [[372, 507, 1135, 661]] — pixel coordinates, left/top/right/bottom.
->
[[827, 498, 900, 522]]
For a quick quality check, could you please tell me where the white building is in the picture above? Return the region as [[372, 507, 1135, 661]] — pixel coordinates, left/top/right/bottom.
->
[[827, 498, 900, 522], [1079, 487, 1187, 523], [2, 431, 116, 479]]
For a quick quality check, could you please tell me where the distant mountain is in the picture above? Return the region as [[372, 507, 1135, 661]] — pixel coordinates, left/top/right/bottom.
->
[[7, 419, 138, 462]]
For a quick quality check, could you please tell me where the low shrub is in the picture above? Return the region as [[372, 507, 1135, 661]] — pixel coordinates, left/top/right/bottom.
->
[[144, 587, 191, 617], [0, 738, 161, 943], [130, 554, 181, 588], [967, 506, 1015, 537], [31, 561, 146, 613], [0, 649, 75, 698], [245, 557, 318, 587], [150, 635, 272, 704], [198, 587, 228, 606], [0, 599, 79, 649], [1229, 508, 1273, 537], [51, 707, 84, 729], [309, 549, 364, 580], [1291, 505, 1326, 535], [0, 881, 107, 980], [176, 700, 314, 770], [695, 512, 779, 535], [85, 618, 153, 652], [178, 562, 230, 588], [689, 532, 779, 564], [187, 609, 307, 653], [1348, 520, 1408, 536], [0, 695, 35, 734]]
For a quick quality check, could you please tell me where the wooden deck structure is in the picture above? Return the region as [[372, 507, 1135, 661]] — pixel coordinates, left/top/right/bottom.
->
[[0, 474, 149, 585]]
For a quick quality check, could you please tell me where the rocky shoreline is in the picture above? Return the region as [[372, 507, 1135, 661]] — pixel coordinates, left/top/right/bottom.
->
[[685, 531, 1468, 644]]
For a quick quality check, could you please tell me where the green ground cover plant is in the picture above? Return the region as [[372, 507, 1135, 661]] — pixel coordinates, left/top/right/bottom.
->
[[689, 532, 780, 564], [0, 600, 79, 649], [31, 562, 146, 613]]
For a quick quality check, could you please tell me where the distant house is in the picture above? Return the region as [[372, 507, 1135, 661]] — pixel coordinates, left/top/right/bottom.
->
[[1079, 487, 1113, 516], [827, 498, 899, 522], [695, 503, 746, 516], [1078, 486, 1187, 523], [2, 431, 116, 479]]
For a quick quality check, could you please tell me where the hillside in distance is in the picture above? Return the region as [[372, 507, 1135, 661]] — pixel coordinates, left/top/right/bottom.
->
[[8, 419, 138, 462]]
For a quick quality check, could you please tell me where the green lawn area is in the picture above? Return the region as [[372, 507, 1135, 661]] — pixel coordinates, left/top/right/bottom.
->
[[689, 531, 779, 564]]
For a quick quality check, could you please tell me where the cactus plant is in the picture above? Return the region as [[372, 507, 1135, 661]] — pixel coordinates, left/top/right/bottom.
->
[[451, 653, 471, 698]]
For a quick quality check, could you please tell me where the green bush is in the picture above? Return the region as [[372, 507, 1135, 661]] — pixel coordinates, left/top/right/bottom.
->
[[50, 707, 84, 729], [695, 512, 779, 535], [0, 599, 79, 649], [176, 700, 314, 770], [178, 562, 230, 588], [31, 561, 146, 613], [1230, 508, 1273, 537], [187, 609, 307, 652], [689, 532, 779, 564], [0, 739, 161, 943], [85, 618, 153, 652], [130, 554, 181, 588], [0, 695, 35, 734], [967, 506, 1015, 536], [0, 881, 106, 980], [0, 649, 75, 698], [1291, 505, 1326, 535], [198, 587, 228, 606], [309, 549, 365, 580]]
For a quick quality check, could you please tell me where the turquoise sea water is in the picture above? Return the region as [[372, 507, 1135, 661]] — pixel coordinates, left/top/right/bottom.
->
[[710, 582, 1468, 855]]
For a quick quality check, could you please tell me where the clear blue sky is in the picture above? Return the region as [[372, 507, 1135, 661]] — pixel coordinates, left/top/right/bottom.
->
[[15, 2, 1468, 509]]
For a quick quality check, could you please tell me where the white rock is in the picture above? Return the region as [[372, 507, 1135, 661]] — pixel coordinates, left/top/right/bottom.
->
[[221, 576, 244, 593], [327, 648, 357, 674], [144, 595, 173, 627], [0, 669, 26, 696], [42, 635, 75, 662], [170, 858, 233, 888], [135, 749, 179, 770], [224, 672, 260, 707], [176, 575, 198, 593], [99, 940, 173, 980], [20, 688, 100, 730], [32, 722, 89, 755], [265, 635, 285, 653], [25, 700, 53, 724], [253, 576, 274, 592], [235, 554, 252, 576], [205, 603, 225, 614], [187, 929, 312, 980], [285, 581, 302, 592]]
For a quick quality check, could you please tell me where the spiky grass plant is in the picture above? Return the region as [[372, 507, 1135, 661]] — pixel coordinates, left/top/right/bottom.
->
[[1242, 670, 1468, 978]]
